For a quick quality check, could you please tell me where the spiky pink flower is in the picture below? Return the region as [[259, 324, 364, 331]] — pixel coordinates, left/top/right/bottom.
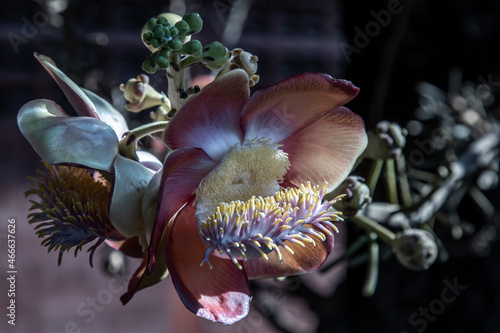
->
[[127, 69, 367, 324]]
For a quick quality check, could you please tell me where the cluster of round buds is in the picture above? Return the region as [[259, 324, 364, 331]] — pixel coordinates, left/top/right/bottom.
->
[[141, 13, 204, 74], [198, 182, 344, 270]]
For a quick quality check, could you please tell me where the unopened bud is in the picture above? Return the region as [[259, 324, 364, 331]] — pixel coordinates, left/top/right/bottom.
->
[[393, 229, 438, 271], [119, 74, 171, 113], [328, 176, 371, 217], [365, 121, 408, 160], [200, 41, 229, 70], [182, 13, 203, 35]]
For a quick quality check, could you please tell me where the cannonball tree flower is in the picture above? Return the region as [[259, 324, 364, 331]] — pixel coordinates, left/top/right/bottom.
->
[[137, 69, 367, 324], [18, 53, 161, 260]]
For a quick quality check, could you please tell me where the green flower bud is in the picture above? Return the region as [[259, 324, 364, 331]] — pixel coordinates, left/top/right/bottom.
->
[[162, 27, 171, 38], [157, 16, 168, 26], [175, 20, 190, 36], [201, 41, 229, 70], [153, 29, 165, 40], [169, 26, 179, 37], [160, 37, 170, 46], [169, 38, 182, 51], [141, 13, 190, 53], [181, 40, 202, 56], [147, 18, 157, 30], [158, 48, 169, 58], [142, 32, 153, 43], [157, 55, 169, 69], [142, 52, 158, 74], [183, 13, 203, 35], [151, 38, 161, 49]]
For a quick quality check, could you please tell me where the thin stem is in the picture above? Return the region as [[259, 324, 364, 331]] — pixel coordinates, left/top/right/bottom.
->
[[362, 232, 379, 297], [468, 185, 495, 217], [366, 159, 384, 195], [350, 214, 396, 246], [118, 121, 169, 160], [166, 66, 185, 112], [384, 158, 398, 204], [396, 154, 413, 207]]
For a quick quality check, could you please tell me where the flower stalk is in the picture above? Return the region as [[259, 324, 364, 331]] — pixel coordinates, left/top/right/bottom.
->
[[118, 121, 169, 160]]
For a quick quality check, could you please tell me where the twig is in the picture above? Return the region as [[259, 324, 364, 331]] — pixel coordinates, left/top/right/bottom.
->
[[389, 133, 500, 226]]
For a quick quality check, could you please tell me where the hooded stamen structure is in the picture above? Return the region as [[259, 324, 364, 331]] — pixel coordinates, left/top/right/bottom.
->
[[25, 161, 115, 266], [199, 182, 343, 269]]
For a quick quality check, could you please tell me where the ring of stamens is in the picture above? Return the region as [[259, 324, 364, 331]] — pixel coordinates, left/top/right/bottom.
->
[[199, 182, 344, 270]]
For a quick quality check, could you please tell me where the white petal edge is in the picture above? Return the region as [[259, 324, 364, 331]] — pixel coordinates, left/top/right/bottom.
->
[[17, 99, 118, 172]]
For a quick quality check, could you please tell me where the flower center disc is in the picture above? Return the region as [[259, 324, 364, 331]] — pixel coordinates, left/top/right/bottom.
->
[[195, 138, 290, 223]]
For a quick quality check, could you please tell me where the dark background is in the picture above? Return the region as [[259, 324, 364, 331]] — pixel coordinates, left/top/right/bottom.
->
[[1, 0, 500, 332]]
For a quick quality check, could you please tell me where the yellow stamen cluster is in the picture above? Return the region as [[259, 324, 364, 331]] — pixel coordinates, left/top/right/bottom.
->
[[199, 182, 343, 270]]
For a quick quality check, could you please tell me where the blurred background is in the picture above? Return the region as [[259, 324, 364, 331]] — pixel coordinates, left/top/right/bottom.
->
[[1, 0, 500, 332]]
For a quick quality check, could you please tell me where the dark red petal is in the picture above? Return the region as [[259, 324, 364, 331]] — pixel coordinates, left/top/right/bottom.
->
[[163, 69, 250, 162], [281, 106, 367, 192], [120, 224, 171, 304], [166, 202, 252, 324], [241, 73, 359, 143], [147, 147, 216, 273], [120, 248, 169, 305], [244, 227, 334, 279]]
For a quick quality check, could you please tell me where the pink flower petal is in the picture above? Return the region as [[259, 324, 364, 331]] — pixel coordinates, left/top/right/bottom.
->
[[241, 73, 359, 143], [244, 228, 334, 279], [120, 256, 148, 305], [147, 147, 217, 273], [163, 69, 250, 162], [166, 202, 252, 324], [281, 107, 367, 192], [120, 242, 169, 305], [35, 53, 99, 119]]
